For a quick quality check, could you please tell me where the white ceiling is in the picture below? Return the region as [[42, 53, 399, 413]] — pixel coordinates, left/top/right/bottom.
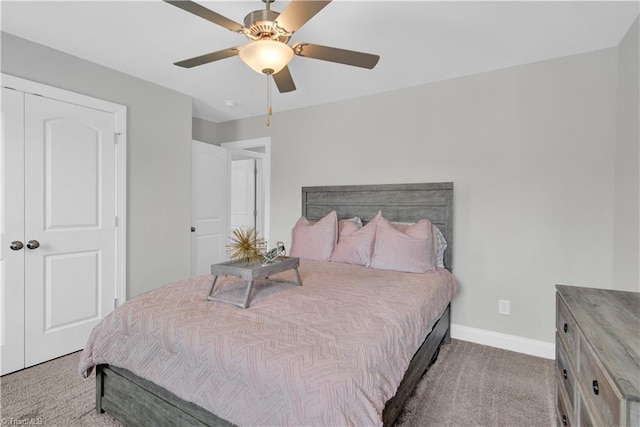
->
[[2, 1, 638, 123]]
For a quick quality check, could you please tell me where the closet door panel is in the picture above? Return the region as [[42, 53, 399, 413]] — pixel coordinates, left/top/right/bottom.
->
[[23, 94, 116, 367], [0, 88, 25, 375]]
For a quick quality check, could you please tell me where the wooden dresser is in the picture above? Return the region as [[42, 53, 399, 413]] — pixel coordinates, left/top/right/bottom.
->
[[556, 285, 640, 426]]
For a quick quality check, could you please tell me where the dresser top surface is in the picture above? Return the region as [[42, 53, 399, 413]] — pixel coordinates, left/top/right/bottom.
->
[[556, 285, 640, 401]]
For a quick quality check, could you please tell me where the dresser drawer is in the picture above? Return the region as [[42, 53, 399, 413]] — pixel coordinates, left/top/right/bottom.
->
[[556, 294, 578, 358], [557, 379, 574, 427], [578, 391, 597, 427], [578, 334, 622, 426], [627, 400, 640, 426], [556, 332, 576, 405]]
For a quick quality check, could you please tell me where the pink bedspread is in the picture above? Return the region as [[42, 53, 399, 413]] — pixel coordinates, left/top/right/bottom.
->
[[79, 260, 459, 426]]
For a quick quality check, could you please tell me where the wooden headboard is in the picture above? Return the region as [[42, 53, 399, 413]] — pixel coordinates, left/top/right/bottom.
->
[[301, 182, 454, 271]]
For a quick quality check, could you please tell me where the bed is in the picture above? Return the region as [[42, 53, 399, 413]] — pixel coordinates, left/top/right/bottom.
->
[[81, 182, 456, 426]]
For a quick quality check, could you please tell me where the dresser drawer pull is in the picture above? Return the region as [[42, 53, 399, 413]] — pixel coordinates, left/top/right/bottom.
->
[[592, 380, 599, 395], [563, 369, 567, 380], [562, 415, 568, 426], [563, 323, 568, 333]]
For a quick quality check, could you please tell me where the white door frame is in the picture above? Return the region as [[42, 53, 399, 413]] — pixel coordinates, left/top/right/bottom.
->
[[222, 137, 271, 245], [2, 74, 128, 306], [1, 86, 26, 374]]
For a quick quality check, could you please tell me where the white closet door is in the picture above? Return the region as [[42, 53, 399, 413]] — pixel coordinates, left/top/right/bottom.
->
[[1, 88, 26, 375], [191, 141, 230, 276], [23, 94, 116, 367], [231, 159, 256, 231]]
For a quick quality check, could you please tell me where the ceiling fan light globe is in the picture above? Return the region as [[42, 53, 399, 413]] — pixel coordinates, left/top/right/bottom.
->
[[239, 40, 294, 75]]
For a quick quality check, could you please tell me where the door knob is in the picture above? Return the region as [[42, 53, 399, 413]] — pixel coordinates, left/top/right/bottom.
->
[[10, 241, 24, 251], [26, 240, 40, 250], [191, 226, 196, 232]]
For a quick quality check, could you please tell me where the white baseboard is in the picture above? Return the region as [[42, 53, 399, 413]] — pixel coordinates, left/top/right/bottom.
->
[[450, 323, 555, 360]]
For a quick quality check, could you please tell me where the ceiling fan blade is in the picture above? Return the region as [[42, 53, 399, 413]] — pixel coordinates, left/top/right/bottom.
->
[[293, 43, 380, 69], [164, 0, 244, 32], [273, 66, 296, 93], [275, 1, 331, 34], [174, 47, 240, 68]]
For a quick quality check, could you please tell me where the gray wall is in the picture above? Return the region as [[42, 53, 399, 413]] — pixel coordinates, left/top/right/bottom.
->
[[212, 48, 622, 344], [193, 117, 221, 145], [613, 17, 640, 292], [1, 32, 193, 298]]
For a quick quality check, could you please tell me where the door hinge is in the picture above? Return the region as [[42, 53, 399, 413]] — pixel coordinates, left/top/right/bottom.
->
[[115, 216, 118, 227], [115, 132, 122, 143], [114, 298, 118, 308]]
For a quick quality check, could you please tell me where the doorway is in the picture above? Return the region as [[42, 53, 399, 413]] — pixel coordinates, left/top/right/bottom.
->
[[190, 137, 270, 274], [222, 137, 271, 245]]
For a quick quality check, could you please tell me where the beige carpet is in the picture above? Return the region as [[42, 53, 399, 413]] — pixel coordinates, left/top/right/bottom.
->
[[0, 350, 120, 427], [396, 340, 556, 427], [1, 340, 555, 426]]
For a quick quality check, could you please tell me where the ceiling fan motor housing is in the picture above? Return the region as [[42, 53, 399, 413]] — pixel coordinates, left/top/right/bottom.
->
[[243, 9, 291, 43]]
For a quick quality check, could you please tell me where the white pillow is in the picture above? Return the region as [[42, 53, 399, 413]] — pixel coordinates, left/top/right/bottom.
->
[[432, 224, 448, 268]]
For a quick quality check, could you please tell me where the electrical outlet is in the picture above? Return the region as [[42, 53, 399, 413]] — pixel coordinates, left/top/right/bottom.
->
[[498, 299, 510, 315]]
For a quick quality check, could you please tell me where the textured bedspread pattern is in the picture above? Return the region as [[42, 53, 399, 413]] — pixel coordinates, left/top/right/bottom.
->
[[79, 260, 458, 426]]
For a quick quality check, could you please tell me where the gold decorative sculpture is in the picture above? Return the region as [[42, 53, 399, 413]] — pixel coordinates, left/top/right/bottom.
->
[[226, 227, 266, 264]]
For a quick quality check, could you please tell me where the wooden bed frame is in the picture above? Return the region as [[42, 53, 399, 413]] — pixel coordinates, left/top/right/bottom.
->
[[96, 182, 454, 427]]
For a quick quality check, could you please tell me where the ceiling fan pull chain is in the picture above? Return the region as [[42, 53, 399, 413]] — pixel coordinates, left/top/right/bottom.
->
[[269, 75, 273, 117], [266, 72, 272, 126]]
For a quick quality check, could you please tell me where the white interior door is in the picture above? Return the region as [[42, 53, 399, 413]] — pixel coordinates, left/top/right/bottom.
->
[[23, 94, 117, 367], [192, 141, 229, 276], [231, 159, 256, 231], [1, 88, 26, 375]]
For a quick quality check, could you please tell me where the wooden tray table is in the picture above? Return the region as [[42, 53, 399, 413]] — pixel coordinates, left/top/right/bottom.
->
[[207, 256, 302, 308]]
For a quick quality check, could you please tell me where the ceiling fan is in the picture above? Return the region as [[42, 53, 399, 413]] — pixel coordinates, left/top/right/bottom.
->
[[165, 0, 380, 94]]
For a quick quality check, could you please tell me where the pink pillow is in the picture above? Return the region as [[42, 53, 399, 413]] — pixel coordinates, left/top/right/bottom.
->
[[331, 212, 381, 266], [394, 222, 447, 268], [290, 211, 338, 261], [371, 217, 436, 273], [338, 217, 362, 241]]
